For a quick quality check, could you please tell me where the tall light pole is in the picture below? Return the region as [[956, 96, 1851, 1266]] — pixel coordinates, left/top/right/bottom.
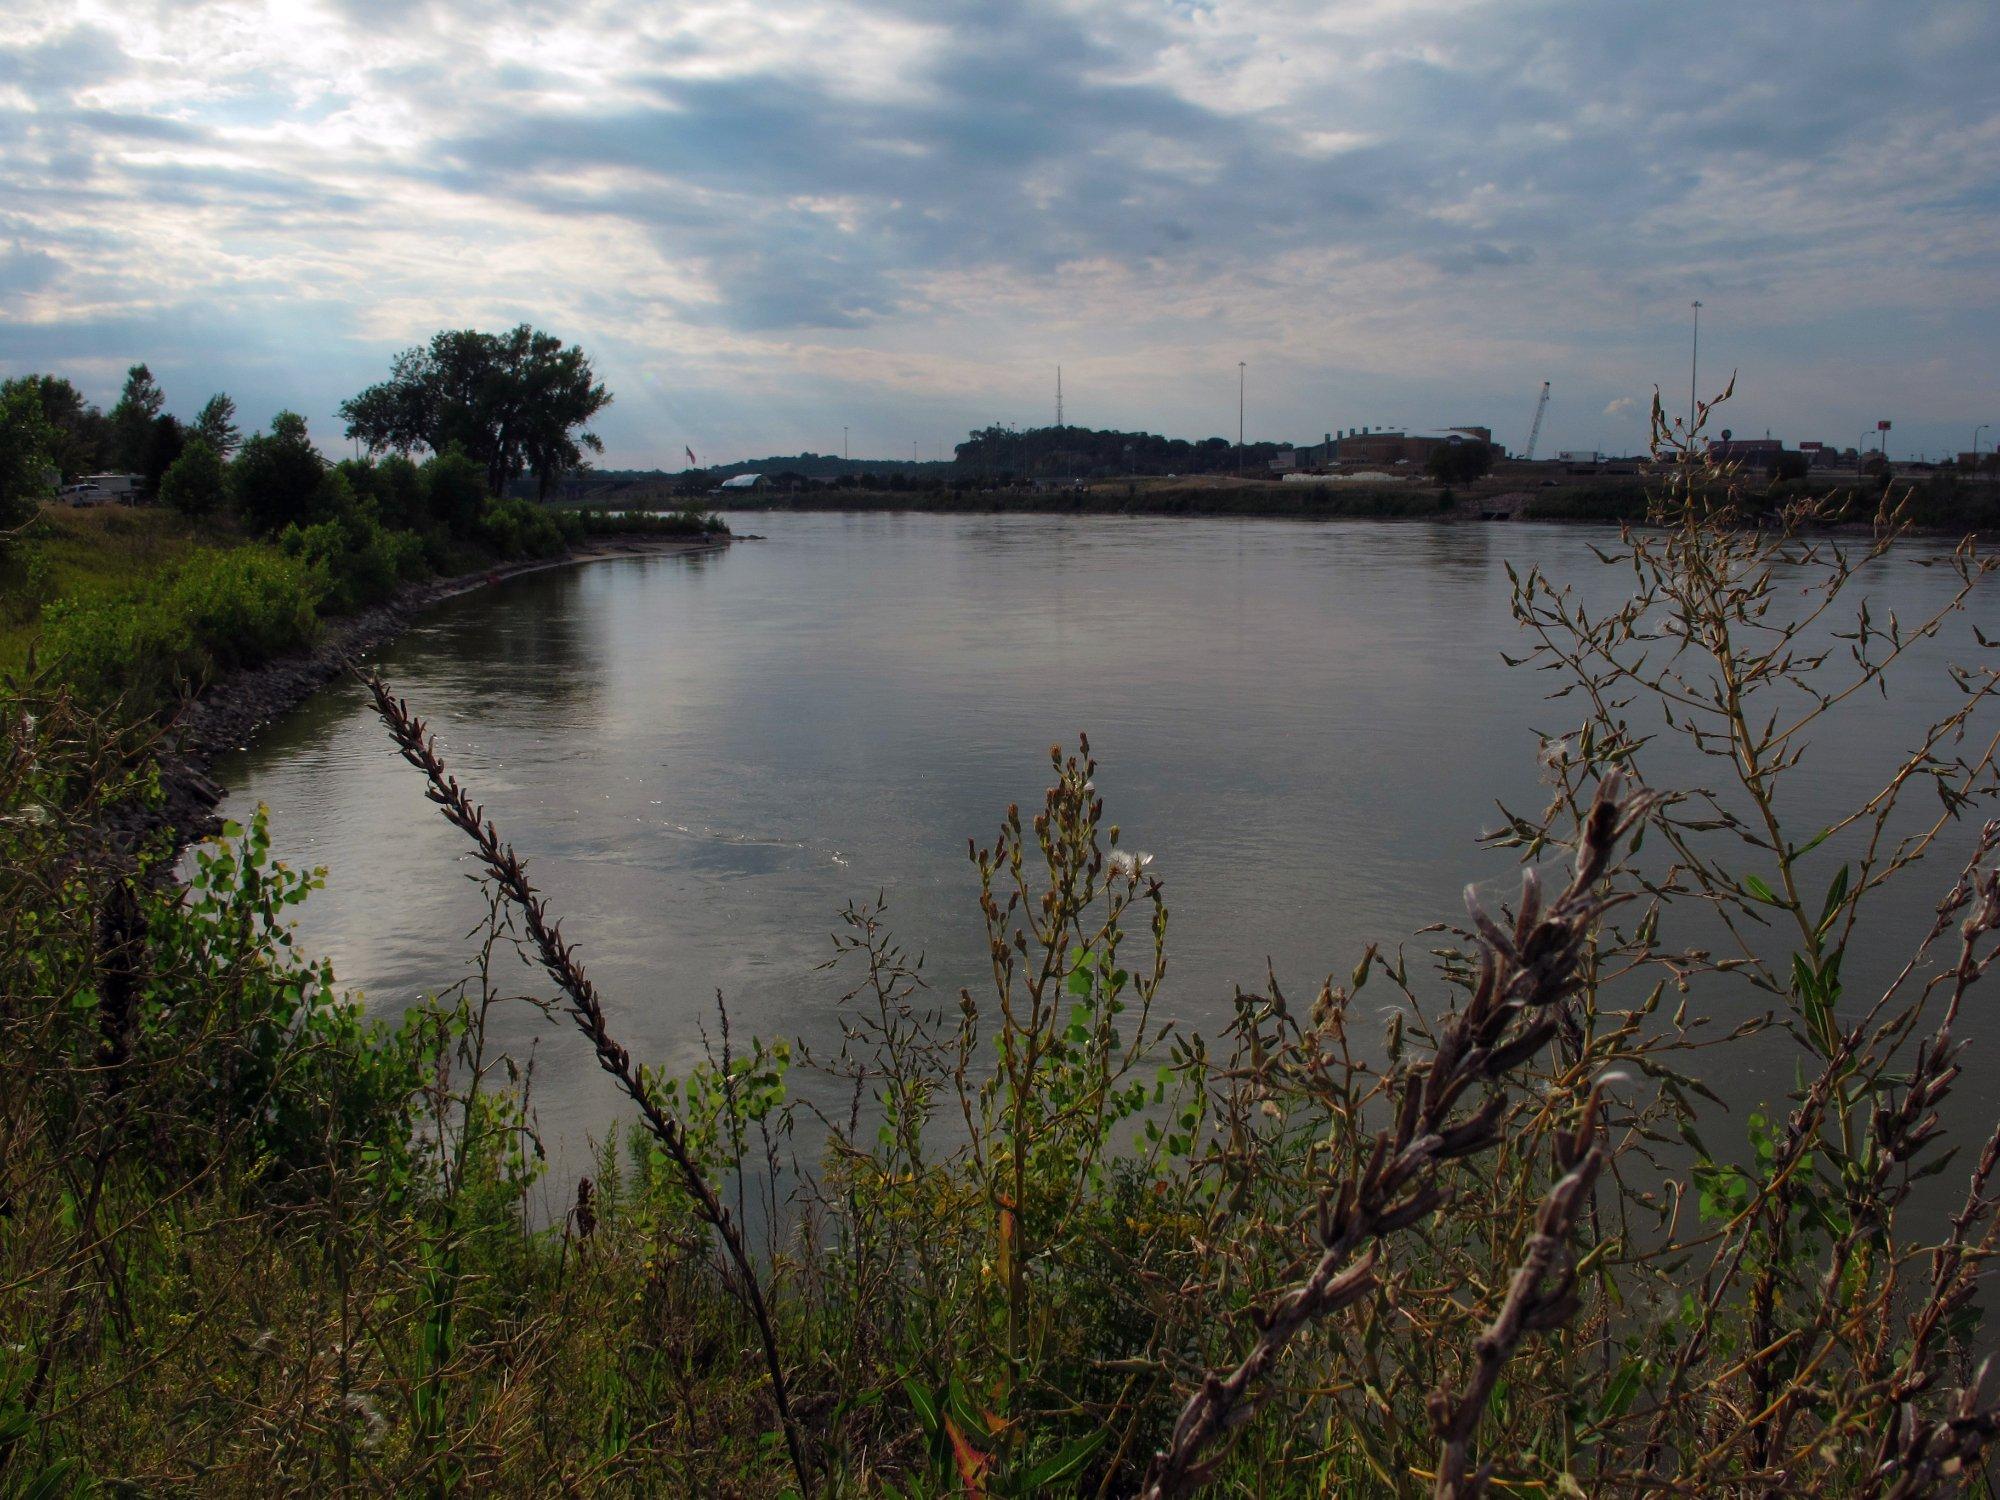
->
[[843, 426, 849, 463], [1237, 361, 1246, 475], [1688, 300, 1702, 437]]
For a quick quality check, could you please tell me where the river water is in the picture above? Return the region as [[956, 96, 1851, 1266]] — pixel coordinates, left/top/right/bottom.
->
[[209, 512, 2000, 1189]]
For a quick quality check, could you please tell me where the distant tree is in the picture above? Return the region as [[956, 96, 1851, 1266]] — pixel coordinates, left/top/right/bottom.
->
[[1768, 450, 1810, 483], [142, 413, 186, 491], [0, 380, 59, 528], [159, 437, 226, 518], [1426, 440, 1493, 484], [231, 410, 329, 533], [192, 393, 242, 457], [3, 375, 108, 479], [340, 325, 611, 497], [110, 364, 165, 471]]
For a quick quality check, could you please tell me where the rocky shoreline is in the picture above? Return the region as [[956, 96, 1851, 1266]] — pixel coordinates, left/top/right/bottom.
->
[[131, 533, 731, 859]]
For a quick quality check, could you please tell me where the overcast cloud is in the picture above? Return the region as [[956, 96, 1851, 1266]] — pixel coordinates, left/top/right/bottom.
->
[[3, 0, 1995, 462]]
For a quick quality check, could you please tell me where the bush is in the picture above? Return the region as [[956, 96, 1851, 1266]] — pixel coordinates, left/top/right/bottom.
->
[[278, 503, 427, 615], [39, 545, 323, 705], [159, 437, 226, 518], [563, 506, 726, 538], [474, 495, 566, 559], [376, 453, 428, 530], [421, 447, 488, 535]]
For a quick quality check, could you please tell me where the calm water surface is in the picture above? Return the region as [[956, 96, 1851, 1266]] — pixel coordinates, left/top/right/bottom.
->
[[210, 512, 2000, 1182]]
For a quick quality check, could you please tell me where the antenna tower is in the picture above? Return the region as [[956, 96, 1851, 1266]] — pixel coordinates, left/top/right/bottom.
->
[[1524, 381, 1551, 460], [1056, 366, 1064, 429]]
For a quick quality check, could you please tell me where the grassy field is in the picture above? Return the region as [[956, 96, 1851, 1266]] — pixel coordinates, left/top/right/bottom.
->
[[0, 505, 240, 678]]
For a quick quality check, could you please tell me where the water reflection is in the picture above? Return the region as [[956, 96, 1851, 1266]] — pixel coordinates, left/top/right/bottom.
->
[[207, 512, 2000, 1191]]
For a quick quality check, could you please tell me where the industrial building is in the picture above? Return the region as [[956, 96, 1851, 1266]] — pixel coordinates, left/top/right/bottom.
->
[[1332, 427, 1496, 467]]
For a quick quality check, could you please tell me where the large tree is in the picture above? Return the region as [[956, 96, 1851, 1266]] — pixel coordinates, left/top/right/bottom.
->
[[339, 325, 610, 497]]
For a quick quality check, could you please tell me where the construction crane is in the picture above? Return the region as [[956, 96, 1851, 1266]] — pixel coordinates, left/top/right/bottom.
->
[[1524, 381, 1551, 461]]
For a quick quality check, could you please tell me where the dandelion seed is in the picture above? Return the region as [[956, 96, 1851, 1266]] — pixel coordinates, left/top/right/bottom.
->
[[340, 1392, 388, 1452], [1108, 850, 1154, 878]]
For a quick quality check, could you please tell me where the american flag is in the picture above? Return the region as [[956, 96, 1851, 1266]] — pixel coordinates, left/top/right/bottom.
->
[[685, 445, 698, 466]]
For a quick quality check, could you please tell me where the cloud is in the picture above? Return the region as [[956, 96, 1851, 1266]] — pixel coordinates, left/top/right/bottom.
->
[[0, 0, 1995, 461]]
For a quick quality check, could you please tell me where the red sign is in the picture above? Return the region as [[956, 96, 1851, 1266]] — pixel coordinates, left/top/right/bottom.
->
[[1878, 420, 1892, 431]]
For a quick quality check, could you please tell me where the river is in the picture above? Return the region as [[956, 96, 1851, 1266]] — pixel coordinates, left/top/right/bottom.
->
[[209, 511, 2000, 1190]]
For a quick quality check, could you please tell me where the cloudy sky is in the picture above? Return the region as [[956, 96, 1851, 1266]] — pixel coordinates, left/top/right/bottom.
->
[[3, 0, 1996, 464]]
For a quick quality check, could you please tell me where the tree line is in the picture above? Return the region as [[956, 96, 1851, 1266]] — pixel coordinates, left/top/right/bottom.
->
[[952, 423, 1292, 480], [1, 325, 610, 534]]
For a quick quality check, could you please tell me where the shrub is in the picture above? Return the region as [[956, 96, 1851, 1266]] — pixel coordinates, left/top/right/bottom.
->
[[278, 506, 426, 614], [158, 436, 226, 517], [421, 446, 488, 535], [474, 495, 565, 559], [39, 545, 322, 705]]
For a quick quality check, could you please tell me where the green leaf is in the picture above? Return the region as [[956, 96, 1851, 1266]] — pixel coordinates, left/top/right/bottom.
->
[[901, 1375, 941, 1437], [1596, 1358, 1646, 1423], [945, 1375, 986, 1437], [1020, 1428, 1110, 1488], [1817, 865, 1850, 937], [16, 1457, 84, 1500], [1742, 873, 1784, 906]]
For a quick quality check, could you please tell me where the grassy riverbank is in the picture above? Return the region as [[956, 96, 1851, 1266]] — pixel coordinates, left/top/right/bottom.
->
[[11, 402, 2000, 1500], [9, 441, 2000, 1494], [1, 502, 725, 713]]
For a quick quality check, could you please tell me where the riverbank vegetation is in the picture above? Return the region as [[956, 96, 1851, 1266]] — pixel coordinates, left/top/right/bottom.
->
[[7, 394, 2000, 1496], [1, 343, 724, 710], [692, 477, 1456, 521]]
